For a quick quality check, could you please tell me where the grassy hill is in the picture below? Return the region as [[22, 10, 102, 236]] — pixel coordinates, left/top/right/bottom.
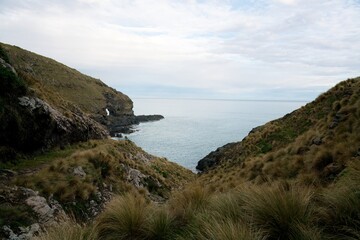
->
[[32, 78, 360, 240], [0, 43, 133, 120], [197, 78, 360, 190]]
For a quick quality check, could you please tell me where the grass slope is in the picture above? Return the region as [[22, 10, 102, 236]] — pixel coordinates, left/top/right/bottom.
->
[[198, 77, 360, 190], [0, 139, 194, 230], [0, 43, 133, 117], [35, 160, 360, 240]]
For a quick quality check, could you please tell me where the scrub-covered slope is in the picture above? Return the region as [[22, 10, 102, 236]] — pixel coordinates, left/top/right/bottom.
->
[[197, 77, 360, 189]]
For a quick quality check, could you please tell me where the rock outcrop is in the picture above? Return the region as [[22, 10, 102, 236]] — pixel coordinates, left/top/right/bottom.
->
[[196, 143, 237, 172]]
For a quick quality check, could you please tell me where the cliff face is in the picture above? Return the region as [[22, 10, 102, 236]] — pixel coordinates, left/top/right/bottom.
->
[[0, 50, 108, 159], [0, 43, 134, 131], [197, 78, 360, 189]]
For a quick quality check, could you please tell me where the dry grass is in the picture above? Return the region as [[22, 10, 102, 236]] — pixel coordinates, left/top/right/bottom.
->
[[35, 161, 360, 240], [95, 193, 149, 240], [198, 77, 360, 190], [14, 139, 194, 219], [34, 220, 96, 240]]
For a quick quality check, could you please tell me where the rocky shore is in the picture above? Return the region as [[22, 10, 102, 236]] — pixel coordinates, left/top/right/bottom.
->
[[108, 114, 164, 136]]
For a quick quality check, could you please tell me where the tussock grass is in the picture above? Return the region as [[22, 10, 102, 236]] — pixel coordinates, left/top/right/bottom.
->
[[34, 220, 96, 240], [195, 218, 261, 240], [95, 193, 149, 240], [144, 207, 176, 240], [316, 161, 360, 239], [168, 184, 212, 225], [13, 139, 194, 220], [242, 184, 315, 240], [198, 78, 360, 190]]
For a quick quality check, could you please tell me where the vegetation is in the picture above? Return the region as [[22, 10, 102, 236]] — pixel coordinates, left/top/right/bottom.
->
[[1, 42, 359, 239], [11, 139, 193, 220], [0, 43, 133, 117], [198, 77, 360, 190], [35, 159, 360, 240]]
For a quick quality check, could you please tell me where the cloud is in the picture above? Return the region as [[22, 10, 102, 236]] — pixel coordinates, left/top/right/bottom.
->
[[0, 0, 359, 100]]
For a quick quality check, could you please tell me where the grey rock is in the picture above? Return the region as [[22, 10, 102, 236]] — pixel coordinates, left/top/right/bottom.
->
[[127, 168, 146, 188], [25, 196, 54, 226], [2, 223, 40, 240], [196, 143, 237, 172], [312, 137, 322, 145], [19, 187, 38, 197], [73, 166, 86, 179], [0, 58, 17, 75], [16, 96, 108, 151]]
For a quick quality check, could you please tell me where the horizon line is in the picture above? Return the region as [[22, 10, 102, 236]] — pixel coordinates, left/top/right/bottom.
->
[[131, 97, 310, 103]]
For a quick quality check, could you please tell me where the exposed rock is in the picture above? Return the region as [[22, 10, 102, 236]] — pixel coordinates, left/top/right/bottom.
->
[[0, 186, 67, 240], [134, 152, 153, 163], [0, 58, 17, 75], [2, 223, 40, 240], [25, 196, 55, 226], [312, 137, 323, 145], [108, 115, 164, 136], [135, 115, 164, 123], [196, 143, 237, 172], [73, 166, 86, 179], [127, 168, 146, 188], [15, 96, 108, 151]]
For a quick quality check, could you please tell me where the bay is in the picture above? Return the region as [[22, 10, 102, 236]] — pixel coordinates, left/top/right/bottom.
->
[[123, 98, 307, 171]]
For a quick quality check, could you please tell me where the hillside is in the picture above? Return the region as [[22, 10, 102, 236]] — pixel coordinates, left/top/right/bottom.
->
[[197, 78, 360, 189], [1, 42, 359, 239], [29, 78, 360, 240], [0, 44, 194, 239], [0, 43, 133, 121]]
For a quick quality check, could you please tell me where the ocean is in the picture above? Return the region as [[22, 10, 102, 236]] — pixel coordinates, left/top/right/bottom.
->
[[122, 99, 307, 171]]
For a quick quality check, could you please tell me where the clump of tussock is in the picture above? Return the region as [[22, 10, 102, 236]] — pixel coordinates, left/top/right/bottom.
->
[[168, 184, 212, 225], [95, 193, 149, 240], [195, 218, 262, 240], [144, 207, 176, 240], [316, 161, 360, 239], [241, 184, 315, 240], [34, 220, 96, 240]]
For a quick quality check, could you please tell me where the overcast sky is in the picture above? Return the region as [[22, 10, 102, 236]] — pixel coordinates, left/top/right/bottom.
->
[[1, 0, 359, 100]]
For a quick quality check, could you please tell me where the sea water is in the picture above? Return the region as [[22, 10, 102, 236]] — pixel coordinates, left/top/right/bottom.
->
[[123, 99, 307, 171]]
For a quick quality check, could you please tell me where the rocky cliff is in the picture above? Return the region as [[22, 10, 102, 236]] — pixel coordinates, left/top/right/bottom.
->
[[0, 43, 162, 138], [0, 48, 108, 160]]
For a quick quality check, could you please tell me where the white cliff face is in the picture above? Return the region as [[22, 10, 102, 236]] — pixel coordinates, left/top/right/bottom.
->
[[106, 108, 110, 116]]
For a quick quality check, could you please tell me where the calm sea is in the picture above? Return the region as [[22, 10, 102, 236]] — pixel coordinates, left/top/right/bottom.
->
[[122, 99, 307, 171]]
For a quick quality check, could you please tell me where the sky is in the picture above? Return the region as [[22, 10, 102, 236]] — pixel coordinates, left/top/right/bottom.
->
[[0, 0, 359, 100]]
